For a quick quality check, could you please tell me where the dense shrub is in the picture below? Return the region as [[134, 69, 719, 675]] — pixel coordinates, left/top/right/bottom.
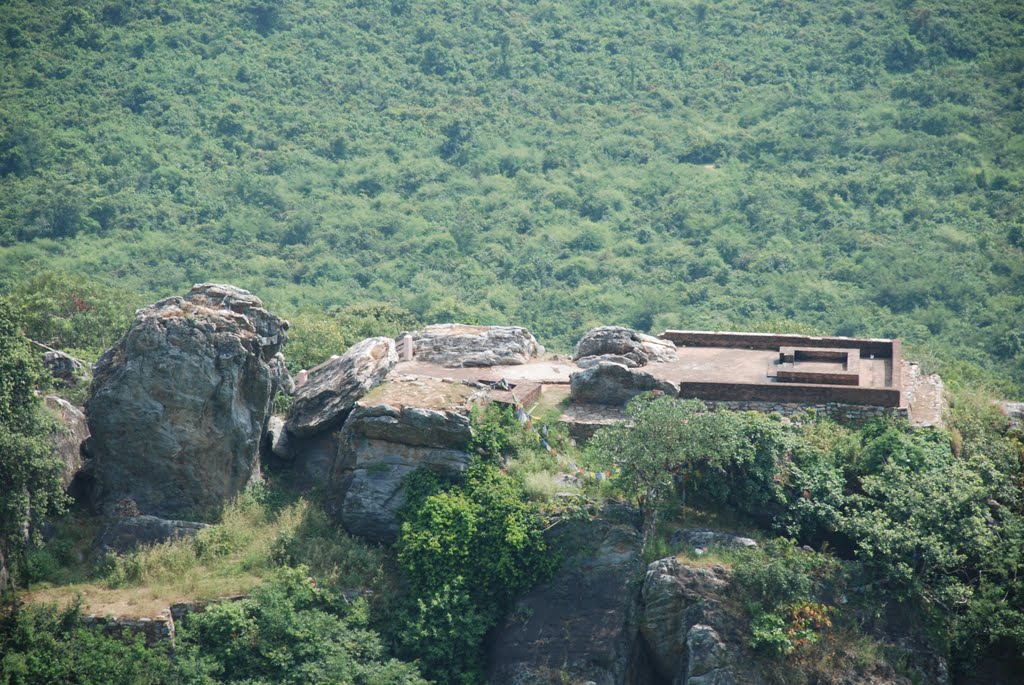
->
[[0, 302, 67, 587], [180, 566, 426, 685], [0, 600, 172, 684], [394, 459, 555, 682]]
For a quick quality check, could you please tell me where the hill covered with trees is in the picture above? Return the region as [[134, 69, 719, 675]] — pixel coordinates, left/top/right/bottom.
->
[[0, 0, 1022, 393]]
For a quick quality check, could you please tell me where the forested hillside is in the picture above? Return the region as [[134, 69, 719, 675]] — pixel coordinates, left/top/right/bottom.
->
[[1, 0, 1022, 392]]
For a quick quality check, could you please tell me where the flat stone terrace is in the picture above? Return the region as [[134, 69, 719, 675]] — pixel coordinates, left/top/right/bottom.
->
[[387, 344, 940, 427], [651, 346, 892, 388], [393, 357, 577, 385]]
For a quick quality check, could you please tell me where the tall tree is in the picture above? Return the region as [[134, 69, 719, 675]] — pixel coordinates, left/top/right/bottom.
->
[[0, 302, 67, 592]]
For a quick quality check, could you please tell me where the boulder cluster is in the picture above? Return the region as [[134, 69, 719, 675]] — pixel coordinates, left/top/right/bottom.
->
[[49, 284, 679, 554]]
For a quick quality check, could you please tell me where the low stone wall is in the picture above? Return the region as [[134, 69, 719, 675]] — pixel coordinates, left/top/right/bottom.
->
[[79, 594, 250, 647], [81, 612, 175, 646], [699, 400, 908, 424], [558, 403, 629, 443], [678, 380, 902, 408], [662, 330, 897, 358]]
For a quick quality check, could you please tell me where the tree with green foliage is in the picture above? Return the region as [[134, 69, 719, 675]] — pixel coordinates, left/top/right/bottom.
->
[[587, 394, 789, 533], [0, 599, 172, 685], [180, 565, 426, 684], [394, 459, 554, 683], [284, 302, 420, 372], [0, 272, 134, 363], [0, 302, 67, 592]]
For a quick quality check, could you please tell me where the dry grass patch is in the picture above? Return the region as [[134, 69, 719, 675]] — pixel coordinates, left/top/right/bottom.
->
[[24, 490, 390, 619]]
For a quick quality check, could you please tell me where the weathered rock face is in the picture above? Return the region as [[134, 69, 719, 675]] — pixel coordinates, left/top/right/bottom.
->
[[575, 326, 677, 367], [1000, 402, 1024, 434], [570, 361, 680, 406], [43, 350, 86, 386], [326, 376, 478, 543], [902, 361, 946, 428], [577, 353, 641, 369], [186, 283, 288, 358], [85, 284, 288, 519], [685, 625, 734, 685], [285, 337, 397, 438], [487, 505, 646, 685], [96, 515, 210, 554], [639, 557, 739, 684], [410, 323, 543, 367], [670, 529, 758, 553], [44, 395, 89, 489]]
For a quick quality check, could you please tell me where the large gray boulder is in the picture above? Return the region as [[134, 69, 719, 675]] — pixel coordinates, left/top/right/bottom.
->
[[686, 625, 734, 685], [487, 505, 647, 685], [574, 326, 677, 367], [44, 395, 89, 489], [331, 465, 416, 544], [410, 323, 542, 367], [85, 284, 288, 519], [326, 376, 477, 543], [285, 337, 397, 438], [96, 515, 210, 554], [670, 529, 758, 552], [569, 361, 680, 406], [43, 350, 86, 387], [640, 557, 736, 684]]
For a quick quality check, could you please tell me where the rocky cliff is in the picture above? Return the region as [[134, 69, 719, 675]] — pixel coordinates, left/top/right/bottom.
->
[[326, 375, 480, 543], [487, 504, 648, 685]]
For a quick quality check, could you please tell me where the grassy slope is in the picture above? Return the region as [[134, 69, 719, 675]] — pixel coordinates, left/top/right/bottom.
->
[[0, 0, 1022, 392]]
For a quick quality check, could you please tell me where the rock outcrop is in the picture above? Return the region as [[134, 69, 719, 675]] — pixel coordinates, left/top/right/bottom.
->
[[43, 350, 86, 387], [487, 505, 647, 685], [85, 284, 288, 519], [670, 529, 758, 552], [285, 337, 397, 438], [44, 395, 89, 489], [1000, 402, 1024, 433], [410, 324, 542, 367], [685, 625, 734, 685], [96, 515, 210, 554], [570, 361, 680, 406], [327, 375, 478, 543], [574, 326, 677, 367], [639, 557, 740, 684]]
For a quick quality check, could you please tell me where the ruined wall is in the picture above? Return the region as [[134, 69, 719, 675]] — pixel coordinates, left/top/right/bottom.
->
[[81, 613, 175, 646], [678, 381, 902, 407], [699, 400, 908, 424], [661, 330, 898, 358]]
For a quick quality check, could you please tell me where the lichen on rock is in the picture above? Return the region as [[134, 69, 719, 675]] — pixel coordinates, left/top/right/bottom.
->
[[85, 284, 288, 519]]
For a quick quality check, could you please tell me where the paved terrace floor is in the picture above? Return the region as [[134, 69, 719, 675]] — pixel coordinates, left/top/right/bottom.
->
[[388, 346, 941, 425], [393, 346, 893, 389]]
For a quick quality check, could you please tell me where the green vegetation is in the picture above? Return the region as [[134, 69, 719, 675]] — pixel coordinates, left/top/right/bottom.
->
[[1, 0, 1022, 392], [585, 393, 1024, 681], [0, 600, 173, 685], [4, 0, 1024, 679], [180, 566, 426, 684], [586, 395, 790, 534], [394, 458, 556, 683], [1, 569, 427, 685], [0, 303, 68, 589]]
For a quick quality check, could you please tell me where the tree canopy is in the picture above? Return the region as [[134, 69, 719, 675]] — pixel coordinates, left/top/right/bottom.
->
[[0, 303, 67, 588], [0, 0, 1021, 392]]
